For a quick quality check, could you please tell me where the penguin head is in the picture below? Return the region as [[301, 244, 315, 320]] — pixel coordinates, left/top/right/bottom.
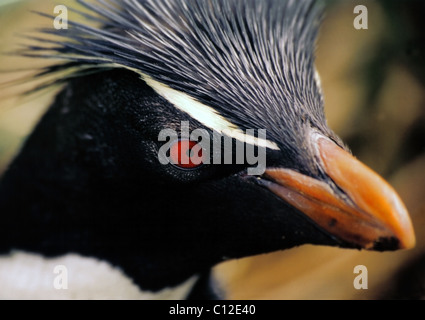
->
[[23, 0, 414, 271]]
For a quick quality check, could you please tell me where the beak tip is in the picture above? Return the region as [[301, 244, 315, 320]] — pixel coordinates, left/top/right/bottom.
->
[[386, 202, 416, 250], [370, 233, 415, 252], [399, 230, 416, 250]]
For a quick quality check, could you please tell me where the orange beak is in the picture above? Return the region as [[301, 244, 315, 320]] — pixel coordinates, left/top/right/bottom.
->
[[264, 136, 415, 251]]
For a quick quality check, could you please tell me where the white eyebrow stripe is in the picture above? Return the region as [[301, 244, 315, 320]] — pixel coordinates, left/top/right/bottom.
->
[[141, 74, 280, 151]]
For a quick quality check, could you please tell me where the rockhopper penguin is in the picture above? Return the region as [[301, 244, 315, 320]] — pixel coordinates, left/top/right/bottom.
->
[[0, 0, 416, 299]]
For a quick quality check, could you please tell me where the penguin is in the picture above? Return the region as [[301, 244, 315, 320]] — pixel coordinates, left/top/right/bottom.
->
[[0, 0, 415, 299]]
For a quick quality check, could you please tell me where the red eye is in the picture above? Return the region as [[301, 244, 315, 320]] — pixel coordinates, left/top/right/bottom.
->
[[169, 140, 204, 169]]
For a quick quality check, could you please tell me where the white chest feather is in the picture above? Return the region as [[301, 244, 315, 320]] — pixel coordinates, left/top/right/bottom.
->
[[0, 252, 198, 300]]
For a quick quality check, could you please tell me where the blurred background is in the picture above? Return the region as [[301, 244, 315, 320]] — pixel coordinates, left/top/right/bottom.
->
[[1, 0, 425, 299]]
